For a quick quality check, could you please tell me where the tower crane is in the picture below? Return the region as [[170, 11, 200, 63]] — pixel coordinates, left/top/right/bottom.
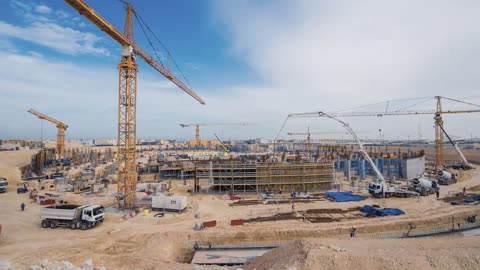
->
[[64, 0, 205, 209], [27, 108, 68, 158], [289, 96, 480, 170], [179, 123, 249, 146]]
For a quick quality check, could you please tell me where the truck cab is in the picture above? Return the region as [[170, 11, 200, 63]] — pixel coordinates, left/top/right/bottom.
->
[[368, 182, 396, 198], [368, 182, 381, 196], [82, 205, 105, 223], [0, 178, 8, 193]]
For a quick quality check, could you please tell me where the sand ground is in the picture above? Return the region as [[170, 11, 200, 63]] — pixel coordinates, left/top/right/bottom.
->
[[1, 149, 480, 269]]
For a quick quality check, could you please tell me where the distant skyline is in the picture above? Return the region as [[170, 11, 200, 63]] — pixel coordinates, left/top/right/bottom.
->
[[1, 0, 480, 141]]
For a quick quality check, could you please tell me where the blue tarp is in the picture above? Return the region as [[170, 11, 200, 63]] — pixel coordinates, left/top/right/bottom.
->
[[360, 205, 405, 217], [325, 191, 365, 202], [451, 195, 480, 205]]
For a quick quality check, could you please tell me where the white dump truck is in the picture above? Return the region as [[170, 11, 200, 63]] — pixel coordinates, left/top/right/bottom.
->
[[152, 195, 188, 212], [0, 178, 7, 193], [41, 204, 104, 230]]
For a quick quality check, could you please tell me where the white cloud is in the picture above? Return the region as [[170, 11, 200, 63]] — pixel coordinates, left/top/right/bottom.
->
[[0, 21, 109, 55], [2, 1, 480, 141], [0, 38, 17, 52], [3, 1, 109, 56], [210, 0, 480, 139], [1, 49, 478, 141], [35, 4, 52, 14], [9, 0, 32, 13], [55, 10, 70, 19]]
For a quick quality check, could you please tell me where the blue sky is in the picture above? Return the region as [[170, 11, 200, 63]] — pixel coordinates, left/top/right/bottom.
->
[[1, 0, 480, 141]]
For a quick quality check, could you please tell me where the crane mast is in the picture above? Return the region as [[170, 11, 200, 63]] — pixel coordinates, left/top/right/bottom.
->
[[116, 3, 138, 209], [289, 97, 480, 171], [27, 108, 68, 158], [65, 0, 205, 209], [434, 96, 444, 170]]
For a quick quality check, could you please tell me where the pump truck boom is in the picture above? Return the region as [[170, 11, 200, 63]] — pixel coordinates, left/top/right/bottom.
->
[[288, 111, 418, 198]]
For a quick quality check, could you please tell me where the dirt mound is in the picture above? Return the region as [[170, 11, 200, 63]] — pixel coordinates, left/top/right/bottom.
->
[[243, 240, 308, 270], [245, 238, 480, 270]]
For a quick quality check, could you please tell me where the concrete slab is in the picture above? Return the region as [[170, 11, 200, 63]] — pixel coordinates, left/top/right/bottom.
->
[[191, 247, 274, 265]]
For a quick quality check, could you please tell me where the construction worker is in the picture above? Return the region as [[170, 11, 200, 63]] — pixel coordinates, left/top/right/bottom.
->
[[20, 202, 25, 211], [436, 189, 440, 199], [291, 201, 295, 212], [463, 187, 466, 195], [350, 227, 357, 237]]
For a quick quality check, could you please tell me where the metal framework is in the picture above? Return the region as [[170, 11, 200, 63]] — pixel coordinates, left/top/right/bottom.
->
[[194, 162, 333, 193], [288, 96, 480, 171], [434, 96, 444, 170], [27, 108, 68, 158], [117, 53, 138, 209], [64, 0, 205, 209]]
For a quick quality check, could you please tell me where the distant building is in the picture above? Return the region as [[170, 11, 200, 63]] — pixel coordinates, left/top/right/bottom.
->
[[0, 143, 21, 151]]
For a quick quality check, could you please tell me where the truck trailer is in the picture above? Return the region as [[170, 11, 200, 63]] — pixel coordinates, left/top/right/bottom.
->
[[41, 204, 104, 230]]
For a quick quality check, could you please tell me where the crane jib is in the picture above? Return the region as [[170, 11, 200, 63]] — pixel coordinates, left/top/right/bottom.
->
[[64, 0, 205, 105]]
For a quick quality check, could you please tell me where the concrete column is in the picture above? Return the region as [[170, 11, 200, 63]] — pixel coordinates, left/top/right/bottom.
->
[[359, 159, 366, 180], [346, 159, 351, 184]]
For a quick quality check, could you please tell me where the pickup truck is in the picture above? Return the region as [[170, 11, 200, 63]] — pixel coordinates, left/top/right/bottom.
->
[[41, 204, 104, 230]]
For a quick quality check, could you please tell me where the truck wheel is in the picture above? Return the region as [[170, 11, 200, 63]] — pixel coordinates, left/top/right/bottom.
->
[[50, 221, 57, 229], [70, 223, 77, 230], [41, 220, 49, 228], [80, 223, 88, 230]]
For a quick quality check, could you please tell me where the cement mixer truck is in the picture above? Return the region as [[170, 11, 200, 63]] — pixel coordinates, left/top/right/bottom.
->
[[437, 171, 457, 185], [408, 178, 439, 196]]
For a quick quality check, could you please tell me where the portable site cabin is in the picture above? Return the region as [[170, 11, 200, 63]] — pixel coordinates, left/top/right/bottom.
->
[[151, 195, 188, 212]]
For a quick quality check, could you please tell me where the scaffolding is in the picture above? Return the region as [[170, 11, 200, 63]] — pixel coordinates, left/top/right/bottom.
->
[[194, 161, 333, 193]]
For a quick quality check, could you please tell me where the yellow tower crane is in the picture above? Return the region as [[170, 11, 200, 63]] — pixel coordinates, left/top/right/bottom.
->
[[27, 108, 68, 158], [288, 96, 480, 171], [64, 0, 205, 209], [179, 123, 249, 146]]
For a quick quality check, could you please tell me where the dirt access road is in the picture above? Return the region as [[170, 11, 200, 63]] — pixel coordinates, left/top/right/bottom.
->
[[1, 149, 480, 269]]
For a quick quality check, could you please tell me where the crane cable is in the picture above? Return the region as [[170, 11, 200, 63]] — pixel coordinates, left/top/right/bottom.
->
[[333, 96, 433, 113], [133, 11, 193, 89], [133, 12, 165, 67], [441, 96, 480, 108]]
